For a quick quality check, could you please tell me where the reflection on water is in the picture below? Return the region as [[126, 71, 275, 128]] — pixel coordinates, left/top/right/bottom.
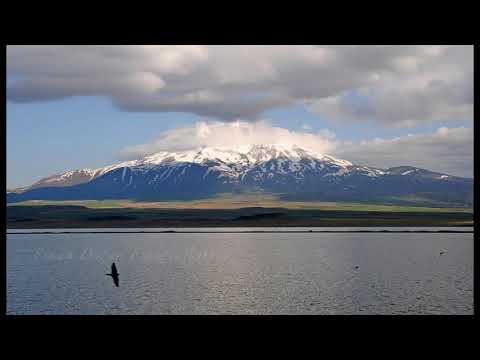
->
[[7, 230, 473, 315]]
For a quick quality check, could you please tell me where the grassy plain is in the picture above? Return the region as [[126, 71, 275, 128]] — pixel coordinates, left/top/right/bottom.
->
[[8, 192, 473, 213], [7, 193, 473, 229]]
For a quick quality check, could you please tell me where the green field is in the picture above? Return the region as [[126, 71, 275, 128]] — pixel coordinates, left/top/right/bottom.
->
[[7, 192, 473, 213], [7, 193, 473, 229]]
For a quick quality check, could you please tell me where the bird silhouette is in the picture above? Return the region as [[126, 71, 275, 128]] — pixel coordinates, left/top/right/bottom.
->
[[106, 262, 119, 287]]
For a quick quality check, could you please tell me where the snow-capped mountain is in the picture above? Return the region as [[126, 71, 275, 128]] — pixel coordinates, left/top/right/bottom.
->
[[7, 144, 473, 207], [26, 169, 102, 190]]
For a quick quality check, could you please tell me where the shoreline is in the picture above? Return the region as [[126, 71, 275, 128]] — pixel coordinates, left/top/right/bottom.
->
[[8, 205, 473, 230], [8, 229, 474, 234]]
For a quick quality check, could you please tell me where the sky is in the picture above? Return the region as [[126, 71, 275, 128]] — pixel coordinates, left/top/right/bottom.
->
[[6, 45, 473, 188]]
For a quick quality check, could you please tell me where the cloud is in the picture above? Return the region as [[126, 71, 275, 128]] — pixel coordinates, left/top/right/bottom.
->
[[308, 45, 473, 127], [7, 45, 473, 126], [7, 45, 208, 100], [333, 127, 473, 177], [119, 121, 472, 178], [119, 120, 337, 158]]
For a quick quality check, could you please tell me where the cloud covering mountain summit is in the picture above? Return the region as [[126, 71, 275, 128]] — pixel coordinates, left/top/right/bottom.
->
[[118, 121, 473, 178]]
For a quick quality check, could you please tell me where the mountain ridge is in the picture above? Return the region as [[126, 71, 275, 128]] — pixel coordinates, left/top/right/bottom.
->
[[7, 144, 473, 207]]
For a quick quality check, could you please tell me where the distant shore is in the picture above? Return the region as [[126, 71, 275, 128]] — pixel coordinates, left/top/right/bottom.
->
[[8, 229, 473, 234], [7, 204, 473, 229]]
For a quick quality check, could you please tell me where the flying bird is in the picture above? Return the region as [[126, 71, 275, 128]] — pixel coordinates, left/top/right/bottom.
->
[[106, 262, 119, 287]]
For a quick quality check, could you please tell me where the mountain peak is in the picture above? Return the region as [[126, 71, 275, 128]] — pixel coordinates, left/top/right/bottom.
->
[[20, 144, 356, 193], [136, 144, 327, 167], [8, 143, 472, 208], [245, 144, 309, 163]]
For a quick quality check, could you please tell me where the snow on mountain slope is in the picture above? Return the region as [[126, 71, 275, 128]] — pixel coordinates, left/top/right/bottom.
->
[[108, 144, 356, 184], [7, 143, 472, 207], [27, 168, 103, 190], [15, 144, 468, 195]]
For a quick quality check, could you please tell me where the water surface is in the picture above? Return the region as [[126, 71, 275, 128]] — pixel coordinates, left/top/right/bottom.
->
[[7, 229, 473, 315]]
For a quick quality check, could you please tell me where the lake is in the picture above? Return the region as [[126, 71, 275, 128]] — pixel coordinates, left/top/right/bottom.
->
[[7, 228, 473, 315]]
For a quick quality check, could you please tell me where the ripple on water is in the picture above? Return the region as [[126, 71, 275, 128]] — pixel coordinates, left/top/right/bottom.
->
[[7, 232, 474, 315]]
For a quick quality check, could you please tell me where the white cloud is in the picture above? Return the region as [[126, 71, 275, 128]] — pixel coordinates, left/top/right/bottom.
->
[[7, 45, 473, 126], [309, 46, 473, 127], [7, 45, 209, 101], [119, 120, 337, 158], [119, 121, 473, 178], [333, 126, 473, 177]]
